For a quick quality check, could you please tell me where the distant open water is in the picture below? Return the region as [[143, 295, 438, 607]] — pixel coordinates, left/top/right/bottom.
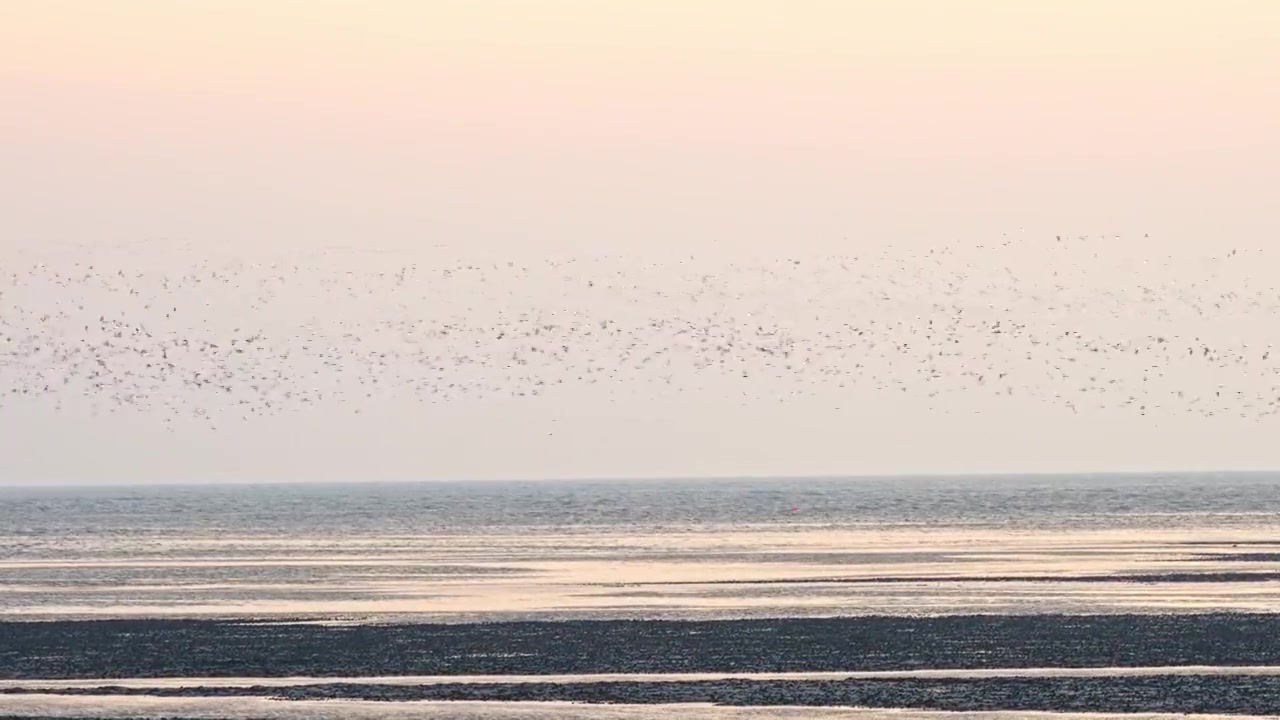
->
[[7, 473, 1280, 534]]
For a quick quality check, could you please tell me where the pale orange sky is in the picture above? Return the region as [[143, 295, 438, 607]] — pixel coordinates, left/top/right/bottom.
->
[[4, 2, 1280, 482], [4, 0, 1279, 255]]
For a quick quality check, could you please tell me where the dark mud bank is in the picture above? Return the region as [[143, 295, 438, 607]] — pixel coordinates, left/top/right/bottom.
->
[[4, 613, 1280, 679]]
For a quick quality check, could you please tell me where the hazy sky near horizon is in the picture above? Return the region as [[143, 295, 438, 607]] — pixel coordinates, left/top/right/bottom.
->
[[3, 2, 1280, 483]]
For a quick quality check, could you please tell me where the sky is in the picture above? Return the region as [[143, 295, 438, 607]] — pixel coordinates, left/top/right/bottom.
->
[[4, 0, 1279, 253], [3, 1, 1280, 483]]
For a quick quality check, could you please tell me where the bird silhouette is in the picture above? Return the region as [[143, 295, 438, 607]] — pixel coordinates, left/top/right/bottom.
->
[[2, 236, 1277, 428]]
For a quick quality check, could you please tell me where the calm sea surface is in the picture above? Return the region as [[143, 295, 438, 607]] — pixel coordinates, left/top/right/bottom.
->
[[3, 474, 1280, 621]]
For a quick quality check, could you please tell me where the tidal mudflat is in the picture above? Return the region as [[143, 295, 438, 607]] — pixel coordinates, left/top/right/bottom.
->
[[6, 615, 1280, 678], [4, 476, 1280, 718], [3, 697, 1279, 720], [4, 615, 1280, 715]]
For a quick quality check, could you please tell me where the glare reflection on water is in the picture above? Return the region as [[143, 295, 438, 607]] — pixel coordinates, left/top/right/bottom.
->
[[2, 477, 1280, 621]]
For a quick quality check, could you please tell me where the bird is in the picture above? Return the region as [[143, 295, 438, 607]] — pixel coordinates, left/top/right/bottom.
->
[[1, 235, 1278, 427]]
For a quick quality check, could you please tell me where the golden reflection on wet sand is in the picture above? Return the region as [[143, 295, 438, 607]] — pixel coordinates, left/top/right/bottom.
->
[[4, 524, 1280, 621], [6, 665, 1280, 690]]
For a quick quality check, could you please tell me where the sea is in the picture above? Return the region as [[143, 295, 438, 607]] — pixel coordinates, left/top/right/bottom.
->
[[3, 472, 1280, 622]]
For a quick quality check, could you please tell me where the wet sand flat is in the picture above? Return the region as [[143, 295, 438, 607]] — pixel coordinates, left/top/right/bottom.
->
[[6, 523, 1280, 621], [4, 696, 1279, 720], [8, 675, 1280, 715], [6, 615, 1280, 679], [6, 478, 1280, 718], [11, 664, 1280, 690]]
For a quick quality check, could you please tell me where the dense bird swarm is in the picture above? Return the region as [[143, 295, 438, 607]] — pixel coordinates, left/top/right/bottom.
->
[[2, 237, 1277, 428]]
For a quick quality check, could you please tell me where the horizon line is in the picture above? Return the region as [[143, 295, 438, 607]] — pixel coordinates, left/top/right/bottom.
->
[[2, 468, 1277, 490]]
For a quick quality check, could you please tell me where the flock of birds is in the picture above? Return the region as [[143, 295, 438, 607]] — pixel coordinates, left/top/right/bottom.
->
[[2, 236, 1278, 429]]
